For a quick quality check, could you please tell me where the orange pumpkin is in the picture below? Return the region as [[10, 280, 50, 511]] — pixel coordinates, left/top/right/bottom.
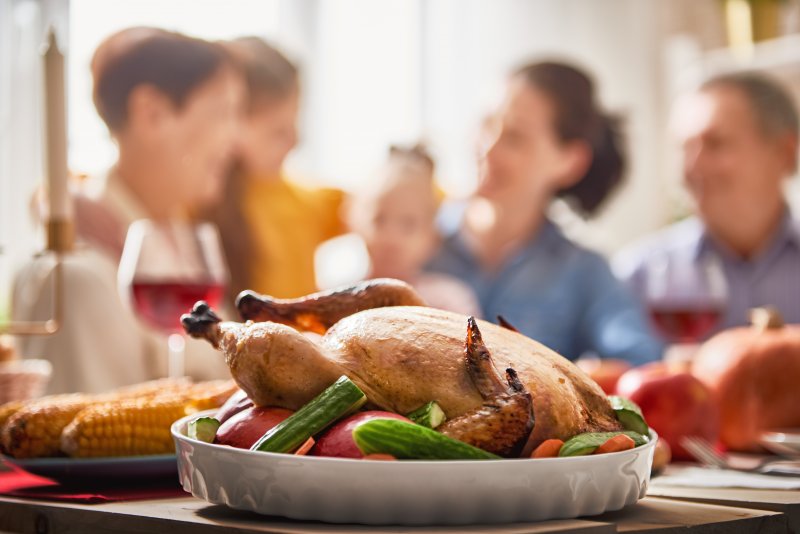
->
[[692, 308, 800, 452]]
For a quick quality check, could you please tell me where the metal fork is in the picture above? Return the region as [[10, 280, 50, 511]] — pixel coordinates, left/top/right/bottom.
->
[[681, 436, 800, 477]]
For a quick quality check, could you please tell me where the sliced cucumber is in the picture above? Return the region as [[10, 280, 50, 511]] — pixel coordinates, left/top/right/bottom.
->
[[558, 431, 649, 457], [251, 375, 366, 454], [406, 401, 447, 429], [608, 396, 649, 435], [188, 416, 220, 443], [353, 418, 500, 460]]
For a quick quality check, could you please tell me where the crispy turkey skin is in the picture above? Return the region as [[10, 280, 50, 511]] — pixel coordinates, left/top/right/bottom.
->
[[184, 287, 621, 457]]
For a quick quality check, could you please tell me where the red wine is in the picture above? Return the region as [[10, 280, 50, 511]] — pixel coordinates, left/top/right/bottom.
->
[[131, 280, 225, 333], [650, 305, 722, 343]]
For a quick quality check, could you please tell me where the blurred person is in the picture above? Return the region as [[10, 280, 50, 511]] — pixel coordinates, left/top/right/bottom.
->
[[348, 144, 480, 316], [614, 72, 800, 335], [426, 62, 663, 364], [206, 37, 344, 301], [12, 28, 245, 393]]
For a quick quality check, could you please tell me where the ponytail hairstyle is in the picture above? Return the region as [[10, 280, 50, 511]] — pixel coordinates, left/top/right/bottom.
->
[[513, 62, 625, 216]]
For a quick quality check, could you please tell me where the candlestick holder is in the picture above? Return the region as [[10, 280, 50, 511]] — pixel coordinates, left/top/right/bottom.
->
[[0, 219, 73, 335], [1, 26, 73, 337]]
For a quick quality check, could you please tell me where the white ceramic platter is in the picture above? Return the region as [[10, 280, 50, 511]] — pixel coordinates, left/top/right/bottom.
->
[[172, 410, 656, 525]]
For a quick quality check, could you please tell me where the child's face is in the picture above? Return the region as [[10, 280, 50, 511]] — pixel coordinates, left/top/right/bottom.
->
[[237, 90, 299, 177], [356, 173, 438, 280]]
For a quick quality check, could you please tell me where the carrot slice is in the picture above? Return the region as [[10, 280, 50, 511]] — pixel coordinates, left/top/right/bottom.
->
[[294, 437, 315, 455], [531, 439, 565, 458], [594, 434, 635, 454], [362, 453, 397, 461]]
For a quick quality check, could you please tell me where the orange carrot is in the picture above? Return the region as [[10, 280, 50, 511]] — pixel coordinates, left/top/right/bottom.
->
[[362, 453, 397, 461], [531, 439, 565, 458], [294, 437, 315, 455], [594, 434, 635, 455]]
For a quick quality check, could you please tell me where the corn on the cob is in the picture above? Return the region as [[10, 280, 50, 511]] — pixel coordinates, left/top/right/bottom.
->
[[179, 380, 238, 410], [1, 394, 93, 458], [0, 401, 24, 429], [0, 401, 25, 453], [60, 379, 238, 458], [1, 378, 237, 459], [110, 377, 193, 399], [60, 397, 190, 457]]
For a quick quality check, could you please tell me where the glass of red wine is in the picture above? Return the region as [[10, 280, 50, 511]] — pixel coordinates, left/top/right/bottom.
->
[[118, 220, 227, 378], [645, 252, 728, 347]]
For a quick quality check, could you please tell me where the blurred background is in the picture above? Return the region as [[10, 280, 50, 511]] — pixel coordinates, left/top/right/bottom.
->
[[2, 0, 800, 318]]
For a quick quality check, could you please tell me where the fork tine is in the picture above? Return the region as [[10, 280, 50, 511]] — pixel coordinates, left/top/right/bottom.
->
[[681, 438, 706, 463], [693, 437, 726, 464], [681, 436, 726, 468]]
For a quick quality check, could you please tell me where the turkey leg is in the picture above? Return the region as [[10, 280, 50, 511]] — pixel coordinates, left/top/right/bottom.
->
[[182, 302, 345, 409], [236, 278, 426, 334], [438, 317, 534, 457]]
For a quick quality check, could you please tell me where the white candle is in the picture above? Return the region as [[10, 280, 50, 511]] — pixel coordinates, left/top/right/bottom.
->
[[43, 29, 70, 222]]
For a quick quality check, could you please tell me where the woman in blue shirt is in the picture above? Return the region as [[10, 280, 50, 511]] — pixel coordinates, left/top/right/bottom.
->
[[427, 62, 663, 365]]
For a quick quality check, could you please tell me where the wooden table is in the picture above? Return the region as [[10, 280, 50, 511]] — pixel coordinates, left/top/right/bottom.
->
[[649, 483, 800, 533], [0, 494, 790, 534]]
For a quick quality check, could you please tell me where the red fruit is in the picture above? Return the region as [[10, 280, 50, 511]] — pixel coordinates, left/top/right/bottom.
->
[[214, 406, 293, 449], [215, 389, 254, 424], [616, 362, 718, 460], [576, 358, 632, 394], [313, 411, 410, 458]]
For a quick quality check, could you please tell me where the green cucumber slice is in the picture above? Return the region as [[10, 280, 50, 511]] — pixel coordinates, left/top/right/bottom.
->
[[188, 416, 220, 443], [406, 401, 447, 429], [558, 431, 649, 457], [251, 375, 366, 454], [608, 396, 649, 435], [353, 418, 500, 460]]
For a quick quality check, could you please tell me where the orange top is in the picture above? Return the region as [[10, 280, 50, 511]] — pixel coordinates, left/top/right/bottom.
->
[[241, 177, 345, 298]]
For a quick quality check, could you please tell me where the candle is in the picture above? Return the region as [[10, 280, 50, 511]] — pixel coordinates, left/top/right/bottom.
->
[[43, 28, 70, 222]]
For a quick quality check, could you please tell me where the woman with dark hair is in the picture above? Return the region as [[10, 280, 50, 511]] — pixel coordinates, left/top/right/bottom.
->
[[206, 37, 344, 302], [427, 62, 663, 364]]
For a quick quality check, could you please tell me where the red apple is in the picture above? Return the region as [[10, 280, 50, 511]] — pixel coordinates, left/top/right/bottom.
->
[[616, 362, 718, 460], [215, 389, 254, 424], [313, 411, 410, 458], [214, 406, 293, 449], [576, 358, 632, 394]]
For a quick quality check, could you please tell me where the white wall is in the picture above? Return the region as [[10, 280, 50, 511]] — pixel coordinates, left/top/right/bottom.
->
[[0, 0, 69, 315]]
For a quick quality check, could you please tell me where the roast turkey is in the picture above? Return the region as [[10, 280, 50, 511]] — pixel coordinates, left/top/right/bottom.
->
[[182, 279, 621, 456]]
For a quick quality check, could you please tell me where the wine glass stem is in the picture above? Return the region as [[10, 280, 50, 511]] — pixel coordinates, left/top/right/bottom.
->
[[168, 333, 186, 378]]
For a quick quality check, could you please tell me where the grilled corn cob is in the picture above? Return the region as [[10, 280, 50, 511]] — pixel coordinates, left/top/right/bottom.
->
[[60, 397, 190, 457], [110, 377, 193, 398], [0, 401, 25, 453], [180, 380, 238, 410], [0, 382, 182, 459], [1, 394, 93, 458], [1, 379, 236, 459], [0, 401, 24, 430], [60, 380, 237, 458]]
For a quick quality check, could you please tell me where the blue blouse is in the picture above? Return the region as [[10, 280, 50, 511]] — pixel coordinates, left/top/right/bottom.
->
[[426, 219, 664, 365]]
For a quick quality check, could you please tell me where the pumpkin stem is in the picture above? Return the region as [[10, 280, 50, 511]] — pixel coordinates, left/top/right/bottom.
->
[[749, 307, 784, 331]]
